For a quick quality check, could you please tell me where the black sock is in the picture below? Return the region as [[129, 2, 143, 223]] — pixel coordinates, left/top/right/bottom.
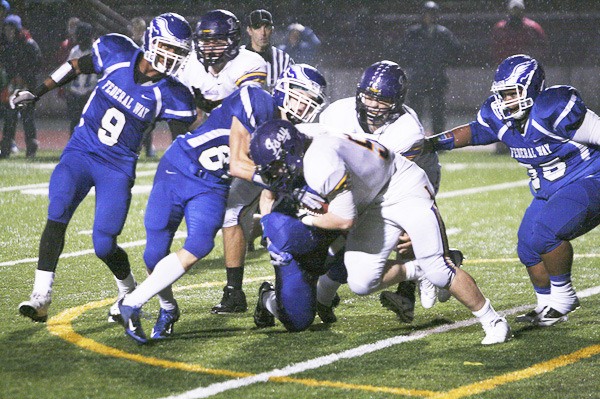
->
[[226, 267, 244, 290], [101, 246, 131, 280], [38, 220, 67, 272]]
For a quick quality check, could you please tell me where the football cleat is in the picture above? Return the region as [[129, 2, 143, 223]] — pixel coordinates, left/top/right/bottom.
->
[[254, 281, 275, 328], [481, 316, 512, 345], [418, 278, 437, 309], [118, 299, 148, 344], [211, 285, 248, 314], [379, 280, 416, 323], [515, 307, 545, 324], [316, 293, 340, 324], [19, 292, 51, 322], [151, 307, 180, 339], [438, 248, 464, 303], [536, 298, 581, 327], [107, 300, 124, 325]]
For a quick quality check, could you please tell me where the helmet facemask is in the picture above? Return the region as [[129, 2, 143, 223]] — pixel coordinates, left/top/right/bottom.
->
[[356, 90, 400, 131], [145, 36, 191, 76], [275, 79, 325, 124], [195, 35, 239, 66], [491, 82, 533, 120]]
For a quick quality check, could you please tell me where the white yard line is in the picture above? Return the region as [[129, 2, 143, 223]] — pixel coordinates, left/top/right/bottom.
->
[[159, 286, 600, 399]]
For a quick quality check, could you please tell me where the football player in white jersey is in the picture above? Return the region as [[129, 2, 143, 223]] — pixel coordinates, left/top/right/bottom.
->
[[176, 9, 267, 131], [315, 61, 461, 324], [250, 119, 511, 345]]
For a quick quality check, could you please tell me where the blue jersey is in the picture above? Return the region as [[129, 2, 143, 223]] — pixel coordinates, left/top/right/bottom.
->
[[65, 34, 196, 178], [470, 85, 600, 199], [163, 85, 277, 182]]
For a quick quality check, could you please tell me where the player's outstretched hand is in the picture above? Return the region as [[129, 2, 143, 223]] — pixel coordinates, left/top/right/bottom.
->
[[293, 185, 326, 212], [9, 90, 38, 109]]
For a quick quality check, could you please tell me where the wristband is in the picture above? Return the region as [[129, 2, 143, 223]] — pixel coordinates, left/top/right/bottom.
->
[[429, 131, 455, 151]]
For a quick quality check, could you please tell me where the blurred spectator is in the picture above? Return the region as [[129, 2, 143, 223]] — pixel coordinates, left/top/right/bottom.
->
[[65, 22, 96, 134], [491, 0, 547, 66], [128, 16, 155, 158], [243, 9, 294, 90], [490, 0, 547, 154], [129, 16, 146, 47], [0, 15, 41, 159], [55, 17, 80, 66], [278, 22, 320, 65], [400, 1, 461, 134]]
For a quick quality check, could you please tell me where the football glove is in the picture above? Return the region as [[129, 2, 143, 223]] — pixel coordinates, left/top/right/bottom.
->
[[9, 90, 39, 110], [292, 185, 326, 211]]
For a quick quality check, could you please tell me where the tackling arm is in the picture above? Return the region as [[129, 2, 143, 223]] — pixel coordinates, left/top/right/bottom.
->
[[425, 123, 473, 152], [229, 116, 258, 181]]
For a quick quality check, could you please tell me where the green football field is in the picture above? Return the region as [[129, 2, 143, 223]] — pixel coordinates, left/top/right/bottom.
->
[[1, 149, 598, 399]]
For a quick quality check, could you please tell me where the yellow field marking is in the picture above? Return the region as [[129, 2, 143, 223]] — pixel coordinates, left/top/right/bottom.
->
[[430, 344, 600, 399], [270, 376, 439, 397], [46, 274, 599, 398]]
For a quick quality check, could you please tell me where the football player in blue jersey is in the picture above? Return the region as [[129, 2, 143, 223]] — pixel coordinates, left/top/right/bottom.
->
[[14, 13, 197, 323], [117, 64, 327, 343], [427, 54, 600, 327]]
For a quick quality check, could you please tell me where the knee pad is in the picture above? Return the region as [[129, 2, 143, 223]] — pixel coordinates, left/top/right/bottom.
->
[[419, 254, 455, 288], [183, 235, 215, 260], [93, 231, 117, 260], [344, 251, 383, 296]]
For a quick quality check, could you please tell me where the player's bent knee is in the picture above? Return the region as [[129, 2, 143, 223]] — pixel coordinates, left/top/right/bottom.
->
[[184, 236, 215, 260], [420, 255, 454, 288], [93, 233, 117, 260]]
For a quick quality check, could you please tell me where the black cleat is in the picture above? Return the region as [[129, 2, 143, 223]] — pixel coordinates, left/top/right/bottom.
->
[[254, 282, 275, 328], [211, 286, 248, 314], [380, 280, 416, 323], [316, 293, 340, 323]]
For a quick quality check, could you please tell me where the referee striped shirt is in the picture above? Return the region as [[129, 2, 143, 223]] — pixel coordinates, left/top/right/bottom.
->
[[241, 45, 294, 90]]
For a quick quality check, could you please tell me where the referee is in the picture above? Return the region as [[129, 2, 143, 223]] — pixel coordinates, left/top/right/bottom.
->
[[242, 9, 294, 89]]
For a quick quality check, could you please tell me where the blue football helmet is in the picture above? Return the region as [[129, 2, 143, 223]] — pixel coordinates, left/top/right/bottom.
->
[[273, 64, 327, 124], [250, 120, 307, 193], [491, 54, 545, 120], [143, 13, 192, 76], [194, 9, 241, 67], [356, 60, 407, 132]]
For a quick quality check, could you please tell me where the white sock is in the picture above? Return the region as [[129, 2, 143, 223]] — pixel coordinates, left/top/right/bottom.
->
[[403, 260, 423, 281], [472, 298, 500, 325], [114, 273, 137, 299], [550, 280, 578, 314], [263, 290, 279, 318], [33, 270, 54, 296], [535, 291, 551, 312], [316, 274, 341, 306], [123, 253, 185, 308], [157, 286, 177, 311]]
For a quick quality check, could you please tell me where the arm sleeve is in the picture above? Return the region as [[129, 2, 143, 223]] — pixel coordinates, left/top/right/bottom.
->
[[77, 54, 96, 75], [572, 109, 600, 146]]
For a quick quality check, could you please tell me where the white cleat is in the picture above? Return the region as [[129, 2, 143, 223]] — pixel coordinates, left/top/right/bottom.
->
[[107, 300, 124, 324], [418, 278, 437, 309], [19, 292, 51, 322], [481, 316, 512, 345]]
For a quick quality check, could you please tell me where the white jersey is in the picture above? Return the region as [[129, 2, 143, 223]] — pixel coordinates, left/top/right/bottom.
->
[[319, 97, 441, 192], [176, 48, 267, 101], [303, 132, 429, 219]]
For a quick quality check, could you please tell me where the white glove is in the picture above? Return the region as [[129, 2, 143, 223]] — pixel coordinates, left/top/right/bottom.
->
[[293, 185, 326, 211], [9, 89, 38, 110]]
